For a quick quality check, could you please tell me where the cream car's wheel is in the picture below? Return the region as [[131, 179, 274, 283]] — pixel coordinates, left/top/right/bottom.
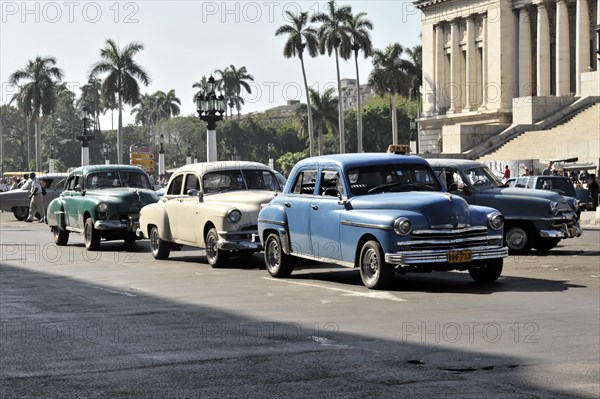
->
[[149, 226, 170, 260], [84, 218, 101, 251], [205, 228, 228, 268], [359, 240, 394, 289], [264, 233, 293, 278]]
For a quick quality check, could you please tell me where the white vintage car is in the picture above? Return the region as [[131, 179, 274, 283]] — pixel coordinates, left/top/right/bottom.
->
[[137, 161, 283, 267]]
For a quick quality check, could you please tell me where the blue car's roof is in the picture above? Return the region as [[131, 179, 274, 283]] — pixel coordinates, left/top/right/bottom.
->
[[294, 153, 430, 170]]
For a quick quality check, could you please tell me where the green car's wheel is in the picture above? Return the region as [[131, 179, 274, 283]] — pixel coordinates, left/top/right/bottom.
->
[[52, 226, 69, 246], [84, 218, 101, 251]]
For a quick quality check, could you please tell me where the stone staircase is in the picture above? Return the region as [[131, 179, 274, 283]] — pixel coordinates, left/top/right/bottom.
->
[[475, 98, 600, 162]]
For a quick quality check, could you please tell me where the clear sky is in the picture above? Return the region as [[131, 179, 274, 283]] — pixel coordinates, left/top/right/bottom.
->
[[1, 1, 422, 127]]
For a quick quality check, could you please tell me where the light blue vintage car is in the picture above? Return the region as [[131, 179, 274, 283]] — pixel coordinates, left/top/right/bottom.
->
[[257, 153, 508, 289]]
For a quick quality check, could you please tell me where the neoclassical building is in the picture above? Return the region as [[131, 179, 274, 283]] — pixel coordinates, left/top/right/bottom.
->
[[415, 0, 599, 163]]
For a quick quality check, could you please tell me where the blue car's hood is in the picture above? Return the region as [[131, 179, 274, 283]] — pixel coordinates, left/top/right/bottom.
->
[[349, 192, 472, 227]]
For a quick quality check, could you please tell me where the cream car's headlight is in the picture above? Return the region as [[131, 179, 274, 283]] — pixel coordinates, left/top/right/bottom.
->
[[393, 217, 412, 236], [487, 211, 504, 230], [227, 208, 242, 223]]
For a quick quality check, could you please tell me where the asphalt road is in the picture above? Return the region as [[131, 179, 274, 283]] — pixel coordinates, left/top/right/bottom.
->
[[1, 212, 599, 398]]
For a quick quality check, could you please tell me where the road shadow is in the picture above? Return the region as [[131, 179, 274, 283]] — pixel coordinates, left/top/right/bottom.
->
[[1, 264, 596, 399]]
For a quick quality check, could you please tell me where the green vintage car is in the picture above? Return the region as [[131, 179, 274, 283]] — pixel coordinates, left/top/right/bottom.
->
[[47, 165, 159, 250]]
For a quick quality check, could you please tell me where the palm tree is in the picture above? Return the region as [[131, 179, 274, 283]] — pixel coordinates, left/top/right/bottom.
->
[[369, 43, 411, 145], [155, 89, 181, 118], [131, 93, 156, 126], [311, 0, 352, 154], [346, 11, 373, 153], [192, 76, 208, 103], [214, 67, 235, 120], [89, 39, 150, 164], [275, 10, 319, 157], [9, 56, 64, 171], [226, 65, 254, 120], [309, 87, 338, 155], [77, 77, 102, 131]]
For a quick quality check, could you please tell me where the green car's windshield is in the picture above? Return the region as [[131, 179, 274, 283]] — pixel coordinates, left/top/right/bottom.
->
[[462, 166, 503, 189], [346, 163, 442, 195], [86, 171, 152, 190]]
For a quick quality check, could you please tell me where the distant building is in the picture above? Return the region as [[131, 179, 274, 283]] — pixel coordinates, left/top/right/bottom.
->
[[340, 79, 376, 111], [261, 100, 303, 123], [415, 0, 599, 165]]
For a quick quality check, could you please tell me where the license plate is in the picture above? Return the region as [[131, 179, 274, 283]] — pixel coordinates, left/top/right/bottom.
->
[[448, 249, 472, 263]]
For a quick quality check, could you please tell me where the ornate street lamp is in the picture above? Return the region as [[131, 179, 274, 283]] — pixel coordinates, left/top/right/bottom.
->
[[158, 133, 165, 177], [103, 145, 110, 164], [76, 107, 94, 166], [196, 75, 226, 162]]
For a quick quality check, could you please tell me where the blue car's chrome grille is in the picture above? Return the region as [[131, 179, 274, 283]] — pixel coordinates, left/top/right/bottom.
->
[[400, 226, 499, 250]]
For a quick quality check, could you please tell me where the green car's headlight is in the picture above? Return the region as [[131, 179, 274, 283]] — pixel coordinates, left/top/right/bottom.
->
[[393, 217, 412, 236], [487, 211, 504, 230], [227, 208, 242, 223], [97, 202, 108, 213]]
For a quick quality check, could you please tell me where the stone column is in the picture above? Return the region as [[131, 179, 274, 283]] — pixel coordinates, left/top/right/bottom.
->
[[465, 16, 477, 110], [479, 13, 488, 109], [449, 19, 461, 113], [435, 24, 445, 113], [575, 0, 590, 95], [556, 0, 571, 95], [536, 2, 551, 96], [518, 8, 533, 97]]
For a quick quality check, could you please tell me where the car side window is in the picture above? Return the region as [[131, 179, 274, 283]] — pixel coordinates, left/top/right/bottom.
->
[[292, 169, 317, 195], [167, 174, 184, 195], [319, 170, 343, 197], [184, 174, 199, 193]]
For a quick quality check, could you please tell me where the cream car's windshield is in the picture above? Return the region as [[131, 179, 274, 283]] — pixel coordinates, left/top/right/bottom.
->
[[202, 169, 281, 193]]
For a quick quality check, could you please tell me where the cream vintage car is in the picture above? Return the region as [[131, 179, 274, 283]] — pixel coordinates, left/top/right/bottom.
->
[[137, 161, 283, 267]]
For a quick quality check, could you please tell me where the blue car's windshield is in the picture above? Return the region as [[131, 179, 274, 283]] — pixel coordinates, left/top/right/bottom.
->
[[347, 163, 442, 195], [462, 166, 503, 189]]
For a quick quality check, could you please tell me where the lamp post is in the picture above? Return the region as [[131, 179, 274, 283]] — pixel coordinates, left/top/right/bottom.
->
[[267, 143, 275, 170], [409, 118, 417, 154], [186, 140, 192, 165], [103, 145, 110, 164], [196, 75, 226, 162], [158, 133, 165, 177], [76, 107, 94, 166], [48, 144, 56, 173]]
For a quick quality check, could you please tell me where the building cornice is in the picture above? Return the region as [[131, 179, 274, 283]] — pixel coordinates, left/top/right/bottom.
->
[[413, 0, 451, 9]]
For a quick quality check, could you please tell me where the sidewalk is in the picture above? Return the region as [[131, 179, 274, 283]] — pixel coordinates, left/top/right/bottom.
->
[[579, 209, 600, 229]]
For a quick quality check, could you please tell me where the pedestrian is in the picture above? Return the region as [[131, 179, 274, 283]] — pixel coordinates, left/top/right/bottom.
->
[[25, 172, 46, 223], [542, 161, 554, 175], [0, 178, 9, 192], [587, 174, 599, 209], [522, 167, 530, 176], [9, 176, 19, 190], [18, 173, 32, 189], [503, 165, 510, 179]]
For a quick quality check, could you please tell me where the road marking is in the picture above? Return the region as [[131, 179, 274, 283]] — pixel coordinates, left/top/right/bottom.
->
[[87, 285, 138, 297], [309, 335, 350, 349], [260, 277, 406, 302]]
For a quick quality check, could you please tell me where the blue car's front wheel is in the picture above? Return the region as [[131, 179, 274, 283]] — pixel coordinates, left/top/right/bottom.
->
[[264, 233, 293, 278], [359, 240, 394, 289]]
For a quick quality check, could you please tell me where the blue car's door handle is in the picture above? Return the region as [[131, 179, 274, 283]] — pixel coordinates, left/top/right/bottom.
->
[[284, 202, 291, 207], [311, 204, 318, 210]]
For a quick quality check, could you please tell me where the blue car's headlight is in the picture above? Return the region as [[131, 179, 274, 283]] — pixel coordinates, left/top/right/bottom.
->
[[487, 211, 504, 230], [549, 201, 558, 214], [393, 217, 412, 236]]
